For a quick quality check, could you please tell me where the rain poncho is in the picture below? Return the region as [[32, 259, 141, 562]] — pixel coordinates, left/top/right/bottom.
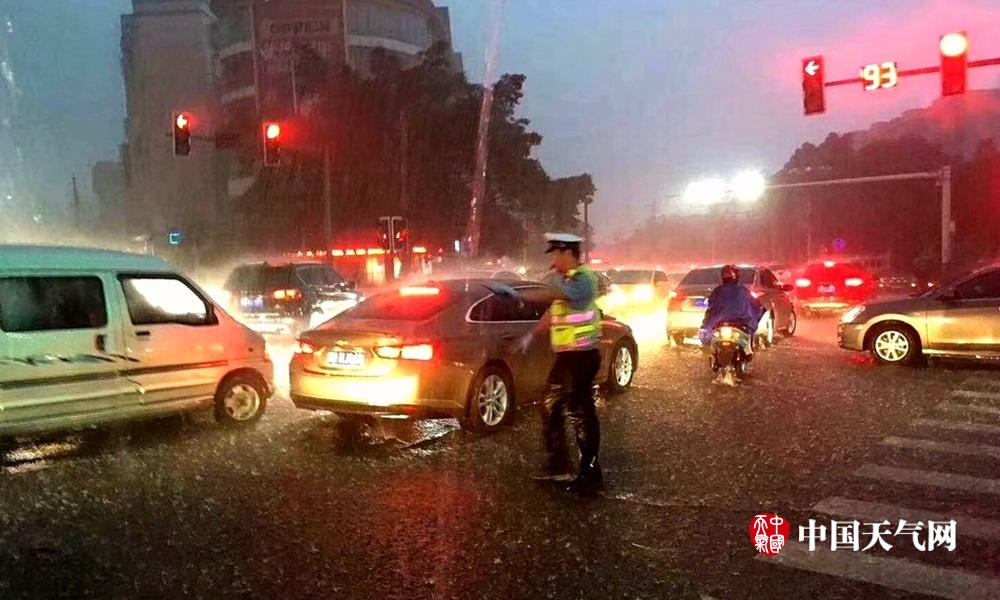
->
[[698, 282, 765, 345]]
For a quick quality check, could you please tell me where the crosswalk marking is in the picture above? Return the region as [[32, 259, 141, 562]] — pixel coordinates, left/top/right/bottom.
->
[[881, 436, 1000, 459], [911, 418, 1000, 436], [855, 463, 1000, 495], [958, 377, 1000, 389], [950, 389, 1000, 403], [813, 496, 1000, 541], [937, 401, 1000, 417], [760, 539, 1000, 600]]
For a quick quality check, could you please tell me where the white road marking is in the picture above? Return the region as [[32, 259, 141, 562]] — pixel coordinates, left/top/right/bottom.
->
[[951, 389, 1000, 403], [881, 436, 1000, 459], [911, 418, 1000, 436], [937, 402, 1000, 417], [813, 496, 1000, 541], [760, 539, 1000, 600], [854, 464, 1000, 496]]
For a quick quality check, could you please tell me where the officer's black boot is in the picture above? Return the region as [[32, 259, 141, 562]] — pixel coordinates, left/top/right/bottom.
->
[[567, 458, 603, 495]]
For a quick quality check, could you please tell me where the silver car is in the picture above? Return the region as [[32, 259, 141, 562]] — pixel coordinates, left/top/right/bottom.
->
[[840, 265, 1000, 364]]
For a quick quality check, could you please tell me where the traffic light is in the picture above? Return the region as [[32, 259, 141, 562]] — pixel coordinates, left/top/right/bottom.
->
[[378, 217, 392, 250], [172, 112, 191, 156], [801, 56, 825, 116], [392, 216, 408, 252], [940, 32, 968, 97], [262, 121, 282, 166]]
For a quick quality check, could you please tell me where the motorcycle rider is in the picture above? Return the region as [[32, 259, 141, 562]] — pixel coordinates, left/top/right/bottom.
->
[[698, 264, 765, 368]]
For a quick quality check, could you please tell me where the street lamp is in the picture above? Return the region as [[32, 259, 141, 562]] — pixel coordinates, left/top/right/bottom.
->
[[682, 178, 726, 207], [732, 170, 766, 203]]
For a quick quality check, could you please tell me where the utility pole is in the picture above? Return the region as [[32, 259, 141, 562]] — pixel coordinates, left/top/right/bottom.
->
[[582, 199, 590, 263], [940, 165, 952, 267], [71, 175, 81, 231]]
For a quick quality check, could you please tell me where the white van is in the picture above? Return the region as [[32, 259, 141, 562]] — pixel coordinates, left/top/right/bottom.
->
[[0, 246, 273, 437]]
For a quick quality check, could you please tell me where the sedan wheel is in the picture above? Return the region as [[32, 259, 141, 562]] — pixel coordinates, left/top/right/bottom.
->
[[477, 374, 509, 427], [605, 340, 636, 393], [462, 366, 514, 433], [782, 310, 797, 337], [872, 328, 917, 364]]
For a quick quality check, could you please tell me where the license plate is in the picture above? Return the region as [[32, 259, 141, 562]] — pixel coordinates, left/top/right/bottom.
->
[[326, 350, 366, 368], [818, 285, 836, 294], [693, 298, 708, 308]]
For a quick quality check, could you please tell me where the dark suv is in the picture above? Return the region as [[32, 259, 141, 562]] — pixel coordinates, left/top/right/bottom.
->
[[223, 262, 362, 335]]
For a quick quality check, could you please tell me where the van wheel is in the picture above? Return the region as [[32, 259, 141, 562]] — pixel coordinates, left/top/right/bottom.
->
[[214, 373, 267, 426], [461, 365, 514, 433]]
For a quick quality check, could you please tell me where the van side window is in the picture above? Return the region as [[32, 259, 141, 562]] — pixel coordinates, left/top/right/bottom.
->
[[0, 276, 107, 332], [119, 276, 214, 326]]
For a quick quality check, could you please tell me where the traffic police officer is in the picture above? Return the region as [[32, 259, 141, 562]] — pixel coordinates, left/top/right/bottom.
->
[[514, 233, 604, 493]]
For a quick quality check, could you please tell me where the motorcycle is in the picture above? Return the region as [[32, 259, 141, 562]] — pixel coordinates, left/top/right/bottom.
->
[[709, 321, 754, 386]]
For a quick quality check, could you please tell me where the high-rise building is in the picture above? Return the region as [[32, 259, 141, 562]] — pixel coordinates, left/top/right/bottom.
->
[[120, 0, 221, 258], [120, 0, 458, 260]]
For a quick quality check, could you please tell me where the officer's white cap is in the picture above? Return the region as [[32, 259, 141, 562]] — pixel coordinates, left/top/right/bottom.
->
[[544, 232, 584, 253]]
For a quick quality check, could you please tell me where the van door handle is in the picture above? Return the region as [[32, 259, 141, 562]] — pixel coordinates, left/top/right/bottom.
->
[[95, 334, 107, 353], [135, 330, 152, 338]]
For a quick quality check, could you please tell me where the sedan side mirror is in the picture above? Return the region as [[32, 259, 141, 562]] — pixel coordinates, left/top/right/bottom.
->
[[780, 283, 794, 293]]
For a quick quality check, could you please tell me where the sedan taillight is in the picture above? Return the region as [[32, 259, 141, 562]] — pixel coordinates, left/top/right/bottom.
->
[[796, 278, 812, 288], [376, 343, 434, 361], [845, 278, 864, 287]]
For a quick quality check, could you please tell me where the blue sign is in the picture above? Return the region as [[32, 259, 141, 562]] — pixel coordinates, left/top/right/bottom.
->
[[168, 229, 183, 246], [832, 237, 846, 252]]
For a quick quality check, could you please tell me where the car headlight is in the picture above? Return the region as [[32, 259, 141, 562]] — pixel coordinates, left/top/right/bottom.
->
[[842, 305, 865, 324]]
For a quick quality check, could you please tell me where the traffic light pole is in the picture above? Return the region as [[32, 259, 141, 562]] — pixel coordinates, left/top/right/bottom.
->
[[323, 144, 333, 249], [765, 168, 953, 268]]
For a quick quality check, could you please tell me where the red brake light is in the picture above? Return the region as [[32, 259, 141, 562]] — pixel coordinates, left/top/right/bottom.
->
[[845, 278, 864, 287], [375, 343, 434, 361], [400, 286, 440, 296], [823, 261, 836, 268], [796, 278, 812, 288]]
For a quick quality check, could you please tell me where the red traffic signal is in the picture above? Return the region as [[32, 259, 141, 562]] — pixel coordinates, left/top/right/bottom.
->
[[801, 56, 825, 116], [262, 121, 281, 166], [940, 32, 968, 96], [172, 112, 191, 156]]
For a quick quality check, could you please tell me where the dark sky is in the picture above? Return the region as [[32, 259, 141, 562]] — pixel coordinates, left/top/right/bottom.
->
[[4, 0, 129, 215], [6, 0, 1000, 239]]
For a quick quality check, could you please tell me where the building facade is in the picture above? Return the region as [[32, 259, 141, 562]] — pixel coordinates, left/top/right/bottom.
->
[[120, 0, 456, 262], [120, 0, 222, 262]]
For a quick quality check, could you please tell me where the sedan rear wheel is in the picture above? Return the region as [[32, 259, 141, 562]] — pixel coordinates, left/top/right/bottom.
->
[[606, 340, 636, 393], [782, 310, 797, 337], [462, 365, 514, 433]]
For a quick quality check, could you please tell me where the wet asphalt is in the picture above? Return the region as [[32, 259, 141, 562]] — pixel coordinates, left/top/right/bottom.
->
[[1, 314, 998, 599]]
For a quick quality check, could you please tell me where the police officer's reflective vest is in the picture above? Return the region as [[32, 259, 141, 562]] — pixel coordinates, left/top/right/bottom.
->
[[550, 266, 602, 352]]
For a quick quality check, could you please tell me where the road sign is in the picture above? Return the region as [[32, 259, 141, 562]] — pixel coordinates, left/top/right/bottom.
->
[[802, 56, 825, 115]]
